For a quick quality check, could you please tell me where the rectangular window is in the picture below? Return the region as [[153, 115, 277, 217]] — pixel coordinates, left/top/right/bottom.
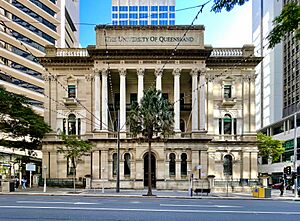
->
[[130, 93, 137, 104], [112, 6, 118, 11], [139, 6, 148, 11], [169, 6, 175, 11], [169, 20, 175, 25], [151, 6, 158, 11], [169, 13, 175, 18], [119, 13, 128, 19], [129, 13, 138, 18], [112, 13, 118, 18], [129, 6, 138, 11], [139, 13, 148, 18], [112, 21, 118, 25], [114, 93, 120, 107], [159, 6, 168, 11], [139, 20, 148, 25], [119, 6, 128, 11], [151, 20, 158, 25], [159, 20, 168, 25], [68, 85, 76, 98], [159, 13, 168, 18], [151, 13, 158, 18], [119, 20, 128, 25], [129, 20, 138, 25], [224, 85, 232, 99]]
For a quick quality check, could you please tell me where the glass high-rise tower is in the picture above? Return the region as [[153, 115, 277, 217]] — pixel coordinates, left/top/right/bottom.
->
[[112, 0, 175, 26]]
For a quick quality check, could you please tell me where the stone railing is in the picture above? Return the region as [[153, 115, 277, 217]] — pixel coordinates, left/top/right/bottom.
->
[[56, 48, 89, 57], [211, 48, 243, 57]]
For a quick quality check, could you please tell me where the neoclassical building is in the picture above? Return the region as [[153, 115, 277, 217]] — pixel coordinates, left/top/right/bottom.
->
[[40, 25, 261, 191]]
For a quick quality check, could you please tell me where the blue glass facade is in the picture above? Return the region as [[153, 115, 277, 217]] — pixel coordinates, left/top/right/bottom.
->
[[29, 0, 56, 16], [112, 1, 175, 26]]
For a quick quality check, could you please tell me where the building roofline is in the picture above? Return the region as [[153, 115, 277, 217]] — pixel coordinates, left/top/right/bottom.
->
[[95, 25, 205, 31]]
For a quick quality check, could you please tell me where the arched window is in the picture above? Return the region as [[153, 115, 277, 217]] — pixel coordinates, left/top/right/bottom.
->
[[219, 114, 237, 135], [180, 119, 185, 132], [113, 153, 117, 176], [68, 114, 76, 135], [124, 153, 131, 176], [223, 114, 232, 135], [181, 153, 187, 176], [223, 155, 233, 176], [169, 153, 176, 176]]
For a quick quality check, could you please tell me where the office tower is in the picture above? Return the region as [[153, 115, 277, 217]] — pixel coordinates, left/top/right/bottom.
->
[[0, 0, 80, 115], [252, 0, 283, 129], [112, 0, 175, 25]]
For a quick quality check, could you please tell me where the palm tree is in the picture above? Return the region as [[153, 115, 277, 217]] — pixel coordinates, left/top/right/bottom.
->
[[127, 88, 174, 196]]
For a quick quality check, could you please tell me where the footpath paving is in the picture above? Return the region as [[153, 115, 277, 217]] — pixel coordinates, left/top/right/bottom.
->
[[1, 186, 300, 201]]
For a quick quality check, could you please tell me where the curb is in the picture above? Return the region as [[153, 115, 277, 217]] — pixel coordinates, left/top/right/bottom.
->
[[1, 192, 300, 201]]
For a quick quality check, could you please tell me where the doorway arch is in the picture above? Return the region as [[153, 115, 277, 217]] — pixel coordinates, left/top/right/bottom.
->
[[143, 152, 156, 188]]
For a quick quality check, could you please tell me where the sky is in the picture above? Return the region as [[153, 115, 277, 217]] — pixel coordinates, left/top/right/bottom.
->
[[79, 0, 252, 48]]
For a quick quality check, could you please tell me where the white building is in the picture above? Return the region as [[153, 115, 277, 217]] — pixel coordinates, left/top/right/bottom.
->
[[112, 0, 175, 25]]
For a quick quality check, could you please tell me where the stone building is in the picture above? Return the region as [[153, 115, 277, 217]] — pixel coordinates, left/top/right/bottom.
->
[[40, 25, 261, 191]]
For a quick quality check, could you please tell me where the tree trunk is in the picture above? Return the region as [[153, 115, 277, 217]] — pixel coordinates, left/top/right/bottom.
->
[[146, 139, 153, 196], [73, 168, 76, 193]]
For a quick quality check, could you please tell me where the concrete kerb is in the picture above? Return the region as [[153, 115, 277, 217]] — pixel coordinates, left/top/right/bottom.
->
[[1, 190, 300, 201]]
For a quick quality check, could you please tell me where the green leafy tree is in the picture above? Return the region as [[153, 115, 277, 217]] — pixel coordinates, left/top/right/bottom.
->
[[210, 0, 300, 48], [58, 134, 93, 192], [257, 132, 285, 162], [127, 88, 174, 196], [0, 86, 51, 151]]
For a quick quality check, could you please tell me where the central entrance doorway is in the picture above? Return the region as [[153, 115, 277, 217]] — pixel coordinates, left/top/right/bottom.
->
[[143, 153, 156, 188]]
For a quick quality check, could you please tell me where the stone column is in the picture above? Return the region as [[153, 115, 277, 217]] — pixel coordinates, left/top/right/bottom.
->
[[94, 69, 101, 131], [101, 69, 108, 131], [173, 68, 181, 132], [137, 68, 144, 103], [242, 151, 250, 179], [101, 150, 108, 180], [176, 159, 181, 180], [92, 151, 100, 179], [119, 68, 126, 132], [199, 69, 206, 131], [155, 69, 162, 91], [190, 69, 199, 131]]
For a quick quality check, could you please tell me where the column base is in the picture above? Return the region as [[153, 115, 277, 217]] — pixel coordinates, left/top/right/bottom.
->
[[174, 130, 182, 138]]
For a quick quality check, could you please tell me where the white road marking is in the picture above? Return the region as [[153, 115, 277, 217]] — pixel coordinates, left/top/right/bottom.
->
[[160, 204, 242, 208], [1, 205, 300, 215], [17, 201, 99, 205]]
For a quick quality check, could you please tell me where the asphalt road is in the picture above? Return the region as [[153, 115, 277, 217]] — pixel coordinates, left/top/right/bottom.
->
[[0, 195, 300, 221]]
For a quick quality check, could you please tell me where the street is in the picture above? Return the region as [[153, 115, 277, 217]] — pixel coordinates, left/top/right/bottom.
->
[[0, 195, 299, 221]]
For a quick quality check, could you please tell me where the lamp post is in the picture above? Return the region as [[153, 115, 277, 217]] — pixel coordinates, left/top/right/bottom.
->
[[43, 165, 47, 193], [293, 103, 300, 198]]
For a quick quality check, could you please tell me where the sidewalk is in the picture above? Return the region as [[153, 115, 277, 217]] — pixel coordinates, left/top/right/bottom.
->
[[1, 186, 300, 201]]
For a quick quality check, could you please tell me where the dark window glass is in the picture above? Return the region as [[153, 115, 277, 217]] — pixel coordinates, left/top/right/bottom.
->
[[223, 155, 233, 176], [159, 13, 168, 18], [113, 153, 117, 176], [129, 20, 138, 25], [68, 114, 76, 135], [29, 0, 55, 16], [169, 13, 175, 18], [12, 15, 55, 44], [169, 6, 175, 11], [11, 31, 45, 52], [162, 93, 168, 101], [151, 6, 158, 11], [63, 119, 66, 134], [224, 85, 232, 99], [159, 20, 168, 25], [181, 153, 187, 176], [129, 13, 138, 18], [169, 20, 175, 25], [11, 62, 43, 80], [139, 20, 148, 25], [112, 21, 118, 25], [77, 118, 81, 135], [112, 13, 118, 18], [130, 93, 137, 104], [129, 6, 138, 11], [139, 13, 148, 18], [233, 119, 237, 135], [151, 20, 158, 25], [112, 6, 118, 11], [139, 6, 148, 11], [119, 13, 128, 19], [12, 46, 37, 63], [119, 21, 128, 25], [219, 119, 222, 134], [151, 13, 158, 18], [124, 153, 131, 176], [12, 0, 56, 31], [159, 6, 168, 11], [119, 6, 128, 11], [180, 119, 185, 132], [223, 114, 232, 135], [114, 93, 120, 107], [169, 153, 176, 176], [68, 85, 76, 98]]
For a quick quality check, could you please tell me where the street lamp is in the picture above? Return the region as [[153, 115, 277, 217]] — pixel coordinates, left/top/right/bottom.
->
[[293, 103, 300, 198], [43, 165, 47, 193]]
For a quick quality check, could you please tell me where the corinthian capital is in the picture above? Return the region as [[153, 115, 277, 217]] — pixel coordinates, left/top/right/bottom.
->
[[172, 68, 181, 76], [119, 68, 126, 76], [137, 68, 145, 76]]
